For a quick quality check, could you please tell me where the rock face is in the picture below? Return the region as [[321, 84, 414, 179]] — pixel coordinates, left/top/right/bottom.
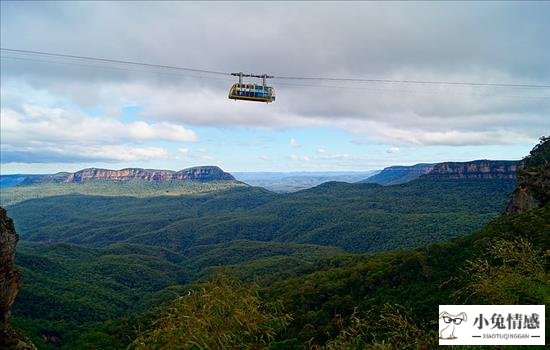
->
[[421, 160, 518, 180], [20, 166, 235, 185], [173, 166, 235, 181], [0, 207, 36, 349], [0, 207, 20, 326], [66, 168, 175, 182], [507, 137, 550, 214], [360, 164, 435, 185]]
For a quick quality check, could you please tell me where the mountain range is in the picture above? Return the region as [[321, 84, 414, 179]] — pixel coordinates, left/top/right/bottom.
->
[[359, 163, 435, 185], [1, 145, 547, 349], [361, 159, 518, 185], [2, 166, 234, 187], [0, 166, 243, 207], [1, 159, 517, 192], [233, 171, 379, 192]]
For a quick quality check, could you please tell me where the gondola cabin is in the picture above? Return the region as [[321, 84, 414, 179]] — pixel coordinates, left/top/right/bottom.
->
[[228, 83, 275, 103], [228, 72, 276, 103]]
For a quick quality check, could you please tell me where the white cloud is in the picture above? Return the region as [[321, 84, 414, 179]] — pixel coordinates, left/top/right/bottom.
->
[[0, 143, 168, 163], [259, 155, 270, 161], [317, 148, 327, 154], [80, 145, 169, 161], [0, 105, 196, 163], [386, 147, 400, 154], [104, 82, 549, 146], [368, 123, 537, 146], [1, 106, 197, 146], [288, 154, 310, 162], [1, 1, 549, 171], [289, 138, 300, 148], [178, 148, 189, 154]]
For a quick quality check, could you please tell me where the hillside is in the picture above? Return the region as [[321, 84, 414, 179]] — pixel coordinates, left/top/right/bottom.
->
[[259, 206, 549, 347], [361, 159, 518, 185], [0, 175, 38, 189], [11, 239, 343, 349], [5, 142, 546, 349], [234, 171, 379, 192], [6, 178, 514, 253], [359, 163, 435, 185], [0, 166, 241, 206], [135, 137, 550, 349], [0, 171, 247, 208], [4, 159, 518, 349]]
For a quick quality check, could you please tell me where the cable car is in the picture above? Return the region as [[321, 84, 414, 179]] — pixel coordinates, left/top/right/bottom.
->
[[228, 72, 275, 103]]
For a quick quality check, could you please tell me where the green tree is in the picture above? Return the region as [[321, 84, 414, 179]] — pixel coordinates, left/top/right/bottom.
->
[[132, 274, 290, 350], [453, 237, 549, 305]]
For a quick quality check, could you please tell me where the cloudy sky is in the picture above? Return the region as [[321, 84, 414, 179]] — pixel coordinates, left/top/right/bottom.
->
[[1, 1, 549, 173]]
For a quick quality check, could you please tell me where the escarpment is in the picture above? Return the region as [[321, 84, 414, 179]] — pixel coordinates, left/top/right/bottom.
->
[[422, 160, 518, 180], [0, 207, 36, 349], [19, 165, 235, 185], [507, 137, 550, 213]]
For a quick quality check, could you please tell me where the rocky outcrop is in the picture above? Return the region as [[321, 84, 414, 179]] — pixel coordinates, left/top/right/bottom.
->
[[0, 207, 36, 350], [421, 160, 518, 180], [18, 166, 235, 185], [360, 164, 435, 185], [172, 166, 235, 181], [1, 208, 20, 326], [363, 160, 519, 186], [18, 172, 70, 186], [66, 168, 175, 182], [506, 137, 549, 213]]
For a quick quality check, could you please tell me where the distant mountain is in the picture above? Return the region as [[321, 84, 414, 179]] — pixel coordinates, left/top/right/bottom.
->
[[359, 163, 435, 185], [5, 171, 517, 348], [0, 166, 243, 207], [420, 160, 517, 180], [0, 175, 30, 189], [234, 171, 379, 192], [0, 174, 67, 188], [15, 166, 234, 185], [7, 177, 515, 253], [5, 138, 548, 349], [361, 160, 519, 185], [260, 141, 549, 348]]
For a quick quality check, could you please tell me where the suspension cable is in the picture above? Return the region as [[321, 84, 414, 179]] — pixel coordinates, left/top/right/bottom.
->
[[2, 47, 549, 89]]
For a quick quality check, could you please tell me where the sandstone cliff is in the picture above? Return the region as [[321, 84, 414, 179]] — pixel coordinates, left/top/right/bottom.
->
[[506, 137, 550, 213], [20, 166, 235, 185], [66, 168, 175, 182], [421, 160, 517, 180], [0, 207, 36, 350], [360, 163, 435, 185]]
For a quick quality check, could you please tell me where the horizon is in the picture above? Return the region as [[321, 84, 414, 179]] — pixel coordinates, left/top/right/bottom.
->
[[0, 156, 523, 176], [1, 2, 549, 174]]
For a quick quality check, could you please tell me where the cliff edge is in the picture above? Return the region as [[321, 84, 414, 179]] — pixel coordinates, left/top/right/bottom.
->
[[506, 137, 550, 213], [0, 207, 36, 350], [421, 160, 518, 180], [19, 166, 235, 185]]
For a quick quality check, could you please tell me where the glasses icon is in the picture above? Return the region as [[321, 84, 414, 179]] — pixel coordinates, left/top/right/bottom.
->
[[442, 316, 463, 325]]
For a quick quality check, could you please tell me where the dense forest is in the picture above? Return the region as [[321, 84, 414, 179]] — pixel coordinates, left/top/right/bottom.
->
[[0, 179, 245, 207], [4, 138, 548, 349], [133, 137, 550, 349], [7, 178, 514, 252]]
